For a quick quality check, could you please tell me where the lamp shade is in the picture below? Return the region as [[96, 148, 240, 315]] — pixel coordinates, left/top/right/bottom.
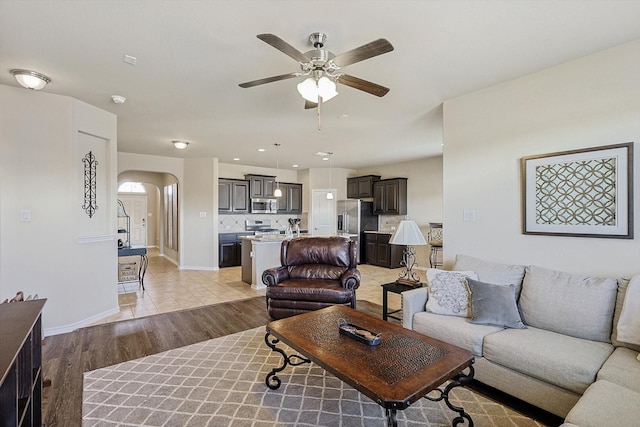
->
[[389, 220, 427, 246], [297, 76, 338, 103]]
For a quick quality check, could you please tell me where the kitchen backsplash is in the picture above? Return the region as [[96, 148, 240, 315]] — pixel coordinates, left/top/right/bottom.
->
[[219, 213, 308, 233], [378, 215, 405, 233]]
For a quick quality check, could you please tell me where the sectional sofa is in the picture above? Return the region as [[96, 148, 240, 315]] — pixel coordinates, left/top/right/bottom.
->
[[402, 255, 640, 426]]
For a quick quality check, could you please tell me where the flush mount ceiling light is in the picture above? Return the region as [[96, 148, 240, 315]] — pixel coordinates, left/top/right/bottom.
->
[[111, 95, 126, 104], [10, 69, 51, 90], [172, 140, 189, 150]]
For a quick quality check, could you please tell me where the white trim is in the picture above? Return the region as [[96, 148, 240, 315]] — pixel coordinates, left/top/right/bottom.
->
[[159, 253, 179, 267], [251, 283, 266, 290], [43, 306, 120, 336], [179, 265, 218, 271], [77, 234, 116, 244]]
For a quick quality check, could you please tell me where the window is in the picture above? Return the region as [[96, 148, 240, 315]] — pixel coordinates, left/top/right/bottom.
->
[[118, 182, 146, 193]]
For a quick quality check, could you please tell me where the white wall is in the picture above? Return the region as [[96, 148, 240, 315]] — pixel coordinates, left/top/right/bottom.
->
[[0, 85, 118, 335], [443, 40, 640, 277], [182, 158, 216, 269]]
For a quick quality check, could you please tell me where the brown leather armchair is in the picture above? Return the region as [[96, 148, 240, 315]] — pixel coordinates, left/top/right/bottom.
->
[[262, 236, 361, 319]]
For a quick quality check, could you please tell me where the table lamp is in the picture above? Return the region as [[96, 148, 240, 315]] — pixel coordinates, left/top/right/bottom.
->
[[389, 220, 427, 286]]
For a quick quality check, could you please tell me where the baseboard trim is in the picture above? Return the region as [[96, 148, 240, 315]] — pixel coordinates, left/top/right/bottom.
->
[[44, 306, 120, 337], [180, 266, 218, 271]]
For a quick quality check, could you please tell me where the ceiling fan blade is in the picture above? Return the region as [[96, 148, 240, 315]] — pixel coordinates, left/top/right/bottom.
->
[[331, 39, 394, 68], [257, 34, 310, 64], [239, 72, 299, 88], [304, 100, 318, 109], [336, 74, 390, 97]]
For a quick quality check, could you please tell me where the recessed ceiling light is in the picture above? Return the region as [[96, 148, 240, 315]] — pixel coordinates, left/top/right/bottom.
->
[[338, 114, 349, 119], [322, 157, 329, 161], [258, 148, 266, 152], [123, 55, 137, 65], [111, 95, 126, 104], [233, 157, 240, 161], [292, 164, 299, 168], [314, 151, 329, 156]]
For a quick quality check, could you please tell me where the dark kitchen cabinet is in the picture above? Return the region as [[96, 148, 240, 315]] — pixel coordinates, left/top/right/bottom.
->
[[277, 183, 303, 214], [245, 174, 276, 198], [219, 233, 251, 267], [219, 179, 249, 214], [364, 232, 404, 268], [373, 178, 407, 215], [347, 175, 380, 199]]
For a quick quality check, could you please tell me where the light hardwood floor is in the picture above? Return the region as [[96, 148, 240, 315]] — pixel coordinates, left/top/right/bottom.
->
[[101, 247, 412, 325]]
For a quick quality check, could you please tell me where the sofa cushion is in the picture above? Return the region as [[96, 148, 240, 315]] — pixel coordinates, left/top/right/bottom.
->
[[425, 269, 478, 317], [519, 265, 617, 342], [596, 347, 640, 393], [412, 311, 502, 356], [452, 254, 526, 291], [265, 279, 353, 303], [483, 326, 613, 394], [611, 278, 640, 352], [467, 278, 525, 329], [564, 380, 640, 427]]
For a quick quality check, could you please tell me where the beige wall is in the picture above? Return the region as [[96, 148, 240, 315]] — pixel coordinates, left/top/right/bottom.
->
[[443, 40, 640, 277], [357, 157, 444, 269], [0, 84, 118, 335]]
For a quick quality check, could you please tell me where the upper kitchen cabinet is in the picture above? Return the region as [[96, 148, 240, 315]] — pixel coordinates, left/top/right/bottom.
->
[[219, 178, 249, 214], [373, 178, 407, 215], [277, 183, 302, 214], [245, 174, 276, 198], [347, 175, 381, 199]]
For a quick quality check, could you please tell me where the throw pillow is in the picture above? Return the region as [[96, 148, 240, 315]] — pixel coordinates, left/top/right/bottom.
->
[[467, 278, 526, 329], [426, 269, 478, 317]]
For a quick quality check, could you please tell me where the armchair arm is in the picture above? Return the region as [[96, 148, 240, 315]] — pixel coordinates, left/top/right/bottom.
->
[[262, 266, 290, 287], [402, 287, 428, 330], [340, 268, 361, 290]]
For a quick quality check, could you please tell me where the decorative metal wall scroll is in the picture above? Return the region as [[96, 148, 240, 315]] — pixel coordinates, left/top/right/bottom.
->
[[522, 142, 633, 238], [82, 151, 98, 218]]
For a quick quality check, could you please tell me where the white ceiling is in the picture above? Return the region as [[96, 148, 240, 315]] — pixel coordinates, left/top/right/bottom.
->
[[2, 1, 640, 170]]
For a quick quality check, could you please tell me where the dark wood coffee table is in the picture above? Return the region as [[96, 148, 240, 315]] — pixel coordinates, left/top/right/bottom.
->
[[264, 305, 475, 426]]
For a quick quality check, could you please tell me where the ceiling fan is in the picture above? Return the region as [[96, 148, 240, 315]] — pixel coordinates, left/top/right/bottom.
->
[[239, 32, 394, 109]]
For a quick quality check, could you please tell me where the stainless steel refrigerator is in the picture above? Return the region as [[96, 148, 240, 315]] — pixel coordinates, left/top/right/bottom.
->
[[336, 200, 378, 263]]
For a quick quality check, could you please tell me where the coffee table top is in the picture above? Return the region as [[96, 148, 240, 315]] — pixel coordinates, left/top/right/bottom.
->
[[266, 305, 473, 410]]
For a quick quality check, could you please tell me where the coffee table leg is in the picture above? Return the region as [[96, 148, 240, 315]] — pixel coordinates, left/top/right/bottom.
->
[[385, 408, 397, 427], [424, 363, 475, 427], [264, 332, 310, 390]]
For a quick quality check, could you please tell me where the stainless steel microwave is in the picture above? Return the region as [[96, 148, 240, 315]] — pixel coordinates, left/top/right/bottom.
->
[[251, 198, 278, 213]]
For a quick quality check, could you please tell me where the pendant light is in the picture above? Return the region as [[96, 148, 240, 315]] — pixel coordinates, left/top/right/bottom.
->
[[274, 143, 282, 198], [326, 152, 334, 200]]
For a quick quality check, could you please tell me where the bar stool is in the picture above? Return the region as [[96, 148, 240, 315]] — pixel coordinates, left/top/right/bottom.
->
[[428, 222, 443, 268]]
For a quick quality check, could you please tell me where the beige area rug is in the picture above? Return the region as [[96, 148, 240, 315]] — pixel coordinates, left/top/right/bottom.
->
[[83, 327, 546, 427]]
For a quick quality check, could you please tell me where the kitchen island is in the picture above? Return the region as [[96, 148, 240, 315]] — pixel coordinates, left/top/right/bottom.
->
[[241, 233, 353, 289]]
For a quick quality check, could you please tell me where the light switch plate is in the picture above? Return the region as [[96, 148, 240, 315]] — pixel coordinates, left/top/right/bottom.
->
[[20, 209, 31, 222], [463, 210, 476, 222]]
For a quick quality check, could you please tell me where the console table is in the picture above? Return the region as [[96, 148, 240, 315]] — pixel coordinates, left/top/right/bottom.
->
[[117, 245, 148, 290], [0, 299, 46, 427]]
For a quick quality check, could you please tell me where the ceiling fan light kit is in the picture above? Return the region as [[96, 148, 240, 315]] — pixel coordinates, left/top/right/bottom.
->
[[239, 32, 394, 123]]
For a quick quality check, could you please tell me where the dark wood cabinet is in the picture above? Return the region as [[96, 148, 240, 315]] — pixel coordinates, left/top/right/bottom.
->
[[277, 183, 302, 214], [0, 299, 46, 427], [364, 232, 404, 268], [373, 178, 407, 215], [219, 233, 251, 267], [246, 175, 276, 198], [219, 179, 249, 214], [347, 175, 381, 199]]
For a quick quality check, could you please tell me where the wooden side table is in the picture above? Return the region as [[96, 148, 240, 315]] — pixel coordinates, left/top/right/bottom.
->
[[381, 281, 426, 321]]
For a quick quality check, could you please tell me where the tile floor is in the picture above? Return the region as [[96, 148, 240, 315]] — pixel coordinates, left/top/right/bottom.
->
[[96, 247, 422, 325]]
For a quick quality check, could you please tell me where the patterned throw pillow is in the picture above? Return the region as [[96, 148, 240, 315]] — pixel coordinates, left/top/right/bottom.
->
[[425, 269, 478, 317]]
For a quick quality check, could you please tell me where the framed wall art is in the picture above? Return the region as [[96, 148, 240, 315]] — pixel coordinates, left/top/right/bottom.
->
[[521, 142, 633, 239]]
